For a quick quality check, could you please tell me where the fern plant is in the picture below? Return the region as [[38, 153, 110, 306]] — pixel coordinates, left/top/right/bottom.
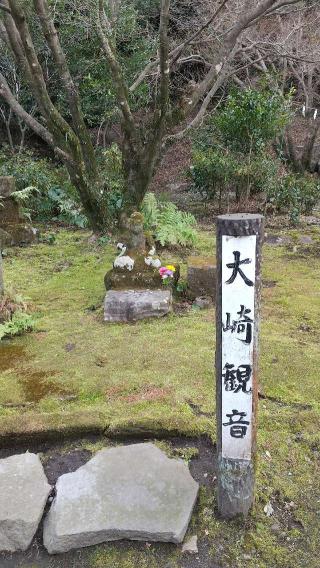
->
[[0, 311, 35, 341], [0, 290, 35, 340], [11, 186, 40, 222], [142, 193, 198, 247]]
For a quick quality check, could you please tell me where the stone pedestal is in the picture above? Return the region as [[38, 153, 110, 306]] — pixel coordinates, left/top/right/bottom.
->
[[104, 289, 172, 323], [0, 176, 38, 246], [187, 256, 216, 299]]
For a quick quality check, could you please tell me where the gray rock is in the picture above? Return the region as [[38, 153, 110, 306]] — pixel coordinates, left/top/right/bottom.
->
[[182, 535, 198, 553], [0, 452, 51, 552], [193, 296, 213, 310], [304, 216, 320, 226], [43, 443, 199, 554], [299, 235, 313, 244], [104, 289, 172, 322]]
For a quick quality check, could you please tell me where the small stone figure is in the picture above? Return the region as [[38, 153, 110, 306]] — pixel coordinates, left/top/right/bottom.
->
[[127, 212, 146, 253]]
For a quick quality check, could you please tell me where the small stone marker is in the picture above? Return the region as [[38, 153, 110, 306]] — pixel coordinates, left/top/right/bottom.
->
[[0, 452, 51, 552], [215, 214, 264, 518], [43, 443, 199, 554], [0, 176, 38, 246], [187, 256, 216, 299]]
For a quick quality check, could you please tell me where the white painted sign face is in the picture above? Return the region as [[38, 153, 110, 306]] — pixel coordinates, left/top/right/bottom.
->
[[221, 235, 256, 460]]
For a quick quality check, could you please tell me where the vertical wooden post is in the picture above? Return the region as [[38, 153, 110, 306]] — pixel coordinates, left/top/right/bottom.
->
[[216, 213, 264, 518]]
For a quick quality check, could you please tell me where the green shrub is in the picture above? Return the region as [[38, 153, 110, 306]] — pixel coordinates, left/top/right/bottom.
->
[[46, 0, 155, 127], [190, 88, 291, 205], [142, 193, 198, 247], [214, 87, 292, 153], [0, 291, 35, 341], [190, 148, 279, 203], [267, 174, 320, 224]]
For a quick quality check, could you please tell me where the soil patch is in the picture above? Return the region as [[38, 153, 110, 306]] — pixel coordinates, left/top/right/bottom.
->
[[19, 370, 72, 403], [0, 343, 26, 373]]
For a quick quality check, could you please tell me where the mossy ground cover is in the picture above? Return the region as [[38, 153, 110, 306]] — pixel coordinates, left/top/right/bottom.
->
[[0, 223, 319, 567]]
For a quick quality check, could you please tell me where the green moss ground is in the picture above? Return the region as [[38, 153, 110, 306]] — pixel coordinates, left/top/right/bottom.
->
[[0, 224, 319, 567]]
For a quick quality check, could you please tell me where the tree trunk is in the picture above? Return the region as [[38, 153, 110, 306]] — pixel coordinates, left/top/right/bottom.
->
[[0, 251, 4, 297], [66, 162, 105, 232], [301, 119, 320, 172], [285, 131, 303, 172], [121, 141, 155, 212]]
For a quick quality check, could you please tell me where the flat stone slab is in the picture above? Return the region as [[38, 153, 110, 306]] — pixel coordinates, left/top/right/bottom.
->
[[0, 453, 51, 552], [43, 443, 199, 554], [104, 289, 172, 322]]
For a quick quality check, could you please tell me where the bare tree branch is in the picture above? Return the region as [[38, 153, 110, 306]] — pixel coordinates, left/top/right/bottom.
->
[[96, 0, 137, 139], [130, 0, 230, 92], [145, 0, 171, 167], [0, 2, 11, 14], [0, 70, 52, 145]]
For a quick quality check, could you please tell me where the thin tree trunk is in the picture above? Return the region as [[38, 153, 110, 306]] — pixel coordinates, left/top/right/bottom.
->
[[285, 131, 303, 172], [0, 251, 4, 297], [301, 119, 320, 172]]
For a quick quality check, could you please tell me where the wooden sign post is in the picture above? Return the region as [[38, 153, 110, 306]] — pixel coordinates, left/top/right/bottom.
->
[[216, 214, 264, 518]]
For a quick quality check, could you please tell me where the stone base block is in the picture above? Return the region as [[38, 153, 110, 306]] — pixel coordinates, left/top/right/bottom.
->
[[187, 256, 216, 299], [104, 289, 172, 322]]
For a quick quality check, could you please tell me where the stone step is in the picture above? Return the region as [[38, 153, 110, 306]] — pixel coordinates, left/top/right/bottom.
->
[[43, 443, 199, 554], [0, 453, 51, 552]]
